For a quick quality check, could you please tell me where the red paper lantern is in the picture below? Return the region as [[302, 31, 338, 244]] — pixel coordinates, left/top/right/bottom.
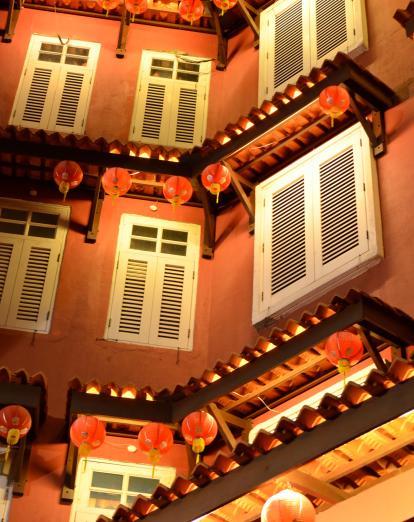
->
[[201, 162, 231, 203], [324, 331, 364, 374], [319, 85, 350, 126], [102, 167, 132, 198], [261, 489, 315, 522], [181, 411, 218, 461], [53, 160, 83, 200], [138, 423, 173, 468], [163, 176, 193, 206], [0, 405, 32, 446], [213, 0, 237, 14], [125, 0, 147, 20], [178, 0, 204, 23], [96, 0, 120, 13], [70, 415, 106, 458]]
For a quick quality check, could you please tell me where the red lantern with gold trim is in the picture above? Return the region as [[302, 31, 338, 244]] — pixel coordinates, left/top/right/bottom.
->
[[181, 411, 217, 462], [213, 0, 237, 15], [0, 405, 32, 446], [102, 167, 132, 198], [70, 415, 106, 459], [163, 176, 193, 206], [138, 423, 173, 475], [201, 162, 231, 203], [96, 0, 120, 14], [125, 0, 147, 20], [53, 160, 83, 201], [319, 85, 350, 127], [324, 330, 364, 374], [178, 0, 204, 23], [261, 489, 316, 522]]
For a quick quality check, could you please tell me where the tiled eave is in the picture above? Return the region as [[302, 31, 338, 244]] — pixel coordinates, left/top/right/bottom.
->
[[394, 2, 414, 38], [97, 360, 414, 522]]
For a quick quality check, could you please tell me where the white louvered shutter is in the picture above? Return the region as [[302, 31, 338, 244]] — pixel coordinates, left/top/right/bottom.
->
[[0, 476, 12, 522], [11, 36, 99, 134], [253, 124, 382, 324], [148, 258, 195, 349], [262, 167, 315, 313], [259, 0, 310, 101], [6, 239, 61, 332], [313, 131, 369, 279], [0, 238, 23, 327], [106, 252, 157, 344]]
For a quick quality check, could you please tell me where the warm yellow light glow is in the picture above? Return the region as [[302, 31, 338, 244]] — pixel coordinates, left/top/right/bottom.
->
[[86, 384, 100, 395], [122, 387, 137, 399]]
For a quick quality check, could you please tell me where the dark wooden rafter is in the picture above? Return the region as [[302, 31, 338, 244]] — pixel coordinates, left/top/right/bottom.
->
[[224, 161, 255, 231], [2, 0, 21, 42], [346, 88, 386, 157], [206, 1, 228, 70], [85, 171, 105, 243], [191, 176, 216, 258], [112, 377, 414, 521], [237, 0, 259, 45], [356, 326, 389, 374], [61, 441, 78, 502], [116, 6, 131, 58]]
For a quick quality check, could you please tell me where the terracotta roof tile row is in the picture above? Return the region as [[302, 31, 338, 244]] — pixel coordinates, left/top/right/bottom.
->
[[97, 359, 414, 521], [394, 2, 414, 38]]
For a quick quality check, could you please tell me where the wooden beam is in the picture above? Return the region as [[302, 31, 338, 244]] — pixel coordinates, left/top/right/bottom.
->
[[191, 176, 216, 259], [225, 162, 255, 230], [285, 470, 348, 504], [86, 174, 104, 243], [357, 328, 389, 374], [208, 404, 238, 451], [0, 137, 190, 177], [3, 0, 20, 43], [11, 441, 31, 495], [116, 7, 130, 58], [207, 1, 228, 71], [133, 377, 414, 521], [237, 0, 259, 43]]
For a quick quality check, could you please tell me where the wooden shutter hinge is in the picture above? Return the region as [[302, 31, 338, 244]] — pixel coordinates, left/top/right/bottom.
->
[[57, 253, 60, 262], [363, 182, 366, 192], [353, 28, 356, 36], [132, 126, 135, 134], [262, 243, 264, 253], [108, 318, 112, 327], [46, 311, 50, 320], [81, 118, 85, 127], [187, 329, 191, 338], [366, 230, 369, 240], [12, 109, 16, 118], [261, 291, 264, 301], [192, 270, 195, 280]]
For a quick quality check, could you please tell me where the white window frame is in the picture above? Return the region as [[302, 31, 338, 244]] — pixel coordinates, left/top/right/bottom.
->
[[10, 34, 100, 134], [0, 475, 12, 522], [258, 0, 369, 103], [105, 214, 200, 351], [0, 198, 70, 333], [253, 124, 383, 324], [70, 457, 176, 522], [129, 50, 211, 148]]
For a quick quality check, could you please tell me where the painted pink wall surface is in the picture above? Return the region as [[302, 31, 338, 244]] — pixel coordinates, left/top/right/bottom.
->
[[0, 9, 259, 143]]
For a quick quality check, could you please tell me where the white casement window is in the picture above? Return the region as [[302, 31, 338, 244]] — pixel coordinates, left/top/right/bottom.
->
[[130, 50, 211, 148], [0, 476, 12, 522], [258, 0, 368, 101], [10, 35, 100, 134], [106, 215, 200, 350], [70, 458, 176, 522], [0, 199, 69, 333], [253, 124, 383, 324]]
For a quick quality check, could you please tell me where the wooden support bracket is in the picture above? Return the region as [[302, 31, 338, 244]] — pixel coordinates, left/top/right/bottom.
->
[[284, 470, 348, 504], [207, 1, 228, 70], [225, 161, 255, 232], [61, 440, 78, 503], [237, 0, 260, 46], [85, 174, 105, 243], [347, 90, 386, 157], [191, 176, 216, 259], [357, 327, 389, 374], [208, 403, 237, 451], [116, 7, 131, 58], [3, 0, 21, 43]]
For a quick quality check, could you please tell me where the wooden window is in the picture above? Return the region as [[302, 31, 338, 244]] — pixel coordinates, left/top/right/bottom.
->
[[106, 215, 200, 350], [0, 199, 69, 333], [70, 458, 176, 522], [258, 0, 368, 101], [130, 50, 211, 148], [10, 35, 100, 134], [253, 124, 383, 324]]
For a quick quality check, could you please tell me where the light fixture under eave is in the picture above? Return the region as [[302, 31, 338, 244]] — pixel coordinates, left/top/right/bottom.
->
[[149, 202, 158, 212]]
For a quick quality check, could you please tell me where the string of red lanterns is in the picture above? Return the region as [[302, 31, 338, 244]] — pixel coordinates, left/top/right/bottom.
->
[[201, 162, 231, 203], [96, 0, 121, 15], [178, 0, 204, 23], [163, 175, 193, 206], [0, 405, 32, 463], [102, 167, 132, 198], [53, 160, 83, 201], [138, 422, 174, 476], [324, 330, 364, 376], [70, 415, 106, 460], [125, 0, 148, 20], [261, 489, 316, 522], [213, 0, 237, 15], [181, 410, 218, 463]]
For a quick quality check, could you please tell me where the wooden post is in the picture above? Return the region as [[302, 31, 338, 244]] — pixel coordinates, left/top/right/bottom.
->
[[86, 173, 105, 243], [3, 0, 20, 43], [191, 176, 216, 259], [224, 161, 255, 232], [207, 1, 228, 71], [237, 0, 260, 46], [116, 7, 131, 58]]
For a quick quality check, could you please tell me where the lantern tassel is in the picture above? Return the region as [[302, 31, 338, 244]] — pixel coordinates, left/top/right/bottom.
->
[[330, 116, 334, 128]]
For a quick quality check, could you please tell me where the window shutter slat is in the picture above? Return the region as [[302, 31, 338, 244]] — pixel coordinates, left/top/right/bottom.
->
[[141, 83, 167, 141], [148, 258, 194, 349], [174, 87, 197, 145], [106, 252, 156, 344], [6, 240, 61, 332], [315, 0, 347, 60], [52, 69, 91, 133], [273, 0, 304, 90]]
